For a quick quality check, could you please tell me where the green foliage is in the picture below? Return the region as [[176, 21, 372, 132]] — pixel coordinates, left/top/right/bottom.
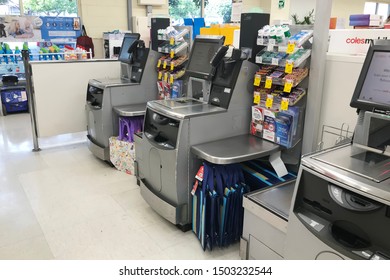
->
[[23, 0, 78, 16], [169, 0, 200, 19], [218, 2, 231, 23], [291, 9, 315, 25]]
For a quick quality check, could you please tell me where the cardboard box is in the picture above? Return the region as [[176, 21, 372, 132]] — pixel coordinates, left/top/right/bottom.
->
[[109, 136, 136, 175]]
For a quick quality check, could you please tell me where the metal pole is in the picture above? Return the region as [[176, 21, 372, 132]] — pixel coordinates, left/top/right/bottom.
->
[[301, 0, 332, 154], [22, 50, 40, 152]]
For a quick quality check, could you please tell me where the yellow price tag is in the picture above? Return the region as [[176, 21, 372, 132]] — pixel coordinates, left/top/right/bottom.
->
[[284, 79, 293, 93], [253, 74, 261, 86], [164, 72, 168, 82], [253, 93, 260, 105], [163, 60, 167, 69], [170, 63, 175, 71], [281, 97, 289, 111], [170, 75, 174, 84], [157, 59, 161, 68], [286, 43, 295, 54], [170, 50, 175, 58], [170, 37, 175, 45], [158, 71, 162, 80], [265, 77, 273, 89], [266, 94, 273, 108], [285, 61, 293, 74]]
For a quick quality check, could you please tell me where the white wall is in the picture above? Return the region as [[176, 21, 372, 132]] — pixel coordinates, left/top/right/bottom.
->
[[242, 0, 271, 13], [289, 0, 316, 22]]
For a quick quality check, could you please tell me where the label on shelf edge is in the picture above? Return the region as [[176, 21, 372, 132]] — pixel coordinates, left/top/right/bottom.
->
[[164, 72, 168, 82], [170, 50, 174, 58], [158, 72, 162, 80], [256, 56, 263, 64], [157, 59, 161, 68], [254, 74, 261, 86], [257, 38, 264, 45], [284, 79, 293, 93], [265, 76, 273, 89], [286, 43, 295, 54], [163, 60, 167, 69], [253, 93, 260, 105], [170, 63, 174, 71], [170, 75, 174, 84], [281, 97, 289, 111], [285, 60, 293, 74], [266, 94, 273, 108], [271, 57, 279, 66], [170, 37, 174, 45]]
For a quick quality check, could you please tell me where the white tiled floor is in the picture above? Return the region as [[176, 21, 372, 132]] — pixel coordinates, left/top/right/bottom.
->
[[0, 113, 240, 260]]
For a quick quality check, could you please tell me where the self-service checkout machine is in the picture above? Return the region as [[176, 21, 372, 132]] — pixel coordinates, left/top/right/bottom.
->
[[284, 40, 390, 260], [240, 40, 390, 260], [135, 35, 259, 230], [86, 33, 160, 161]]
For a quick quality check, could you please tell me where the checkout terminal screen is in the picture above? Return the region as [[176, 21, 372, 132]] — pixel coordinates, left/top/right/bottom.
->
[[118, 35, 139, 64], [358, 51, 390, 109], [186, 41, 221, 78]]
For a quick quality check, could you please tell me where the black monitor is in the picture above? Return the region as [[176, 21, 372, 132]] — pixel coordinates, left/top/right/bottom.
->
[[185, 35, 225, 80], [350, 40, 390, 113], [118, 33, 140, 64]]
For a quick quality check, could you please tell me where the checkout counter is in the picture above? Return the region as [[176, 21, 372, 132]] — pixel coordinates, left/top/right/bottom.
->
[[241, 40, 390, 260], [135, 35, 267, 230], [86, 33, 160, 161]]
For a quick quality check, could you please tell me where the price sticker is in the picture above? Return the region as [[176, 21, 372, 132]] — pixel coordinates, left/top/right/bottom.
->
[[257, 38, 264, 45], [255, 56, 263, 64], [170, 37, 175, 45], [265, 76, 273, 89], [284, 79, 293, 93], [267, 44, 274, 52], [254, 74, 261, 86], [158, 71, 162, 80], [285, 60, 293, 74], [253, 93, 261, 105], [281, 97, 289, 111], [163, 60, 167, 69], [271, 58, 279, 66], [164, 72, 168, 82], [170, 50, 175, 58], [266, 94, 274, 108], [170, 63, 175, 71], [157, 59, 161, 68], [170, 75, 174, 84], [269, 38, 276, 45], [286, 43, 295, 54]]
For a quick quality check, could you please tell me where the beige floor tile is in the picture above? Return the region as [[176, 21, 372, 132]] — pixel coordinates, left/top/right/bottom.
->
[[0, 235, 54, 260]]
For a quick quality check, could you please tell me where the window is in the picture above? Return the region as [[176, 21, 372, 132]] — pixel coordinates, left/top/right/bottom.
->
[[169, 0, 232, 25], [0, 0, 78, 17], [364, 2, 389, 22], [23, 0, 78, 17], [0, 0, 20, 15]]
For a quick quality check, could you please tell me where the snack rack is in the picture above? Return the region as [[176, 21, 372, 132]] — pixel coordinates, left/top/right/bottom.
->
[[250, 25, 313, 158], [156, 26, 192, 100]]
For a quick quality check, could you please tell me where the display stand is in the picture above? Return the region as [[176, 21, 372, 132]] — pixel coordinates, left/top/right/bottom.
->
[[156, 26, 192, 99]]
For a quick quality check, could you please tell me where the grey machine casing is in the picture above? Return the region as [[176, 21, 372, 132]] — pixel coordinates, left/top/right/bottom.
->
[[86, 49, 160, 161], [135, 59, 258, 227]]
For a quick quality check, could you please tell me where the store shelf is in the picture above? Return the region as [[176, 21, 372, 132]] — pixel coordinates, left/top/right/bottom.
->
[[254, 87, 307, 108], [157, 55, 188, 70], [158, 29, 190, 44], [254, 68, 309, 88], [257, 30, 313, 48], [158, 41, 188, 55], [255, 49, 311, 68]]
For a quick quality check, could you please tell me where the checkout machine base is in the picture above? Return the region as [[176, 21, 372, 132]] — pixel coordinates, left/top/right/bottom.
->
[[87, 135, 110, 162], [139, 179, 191, 231], [240, 180, 296, 260]]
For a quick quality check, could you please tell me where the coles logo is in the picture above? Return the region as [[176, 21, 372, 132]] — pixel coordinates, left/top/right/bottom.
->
[[346, 36, 389, 44]]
